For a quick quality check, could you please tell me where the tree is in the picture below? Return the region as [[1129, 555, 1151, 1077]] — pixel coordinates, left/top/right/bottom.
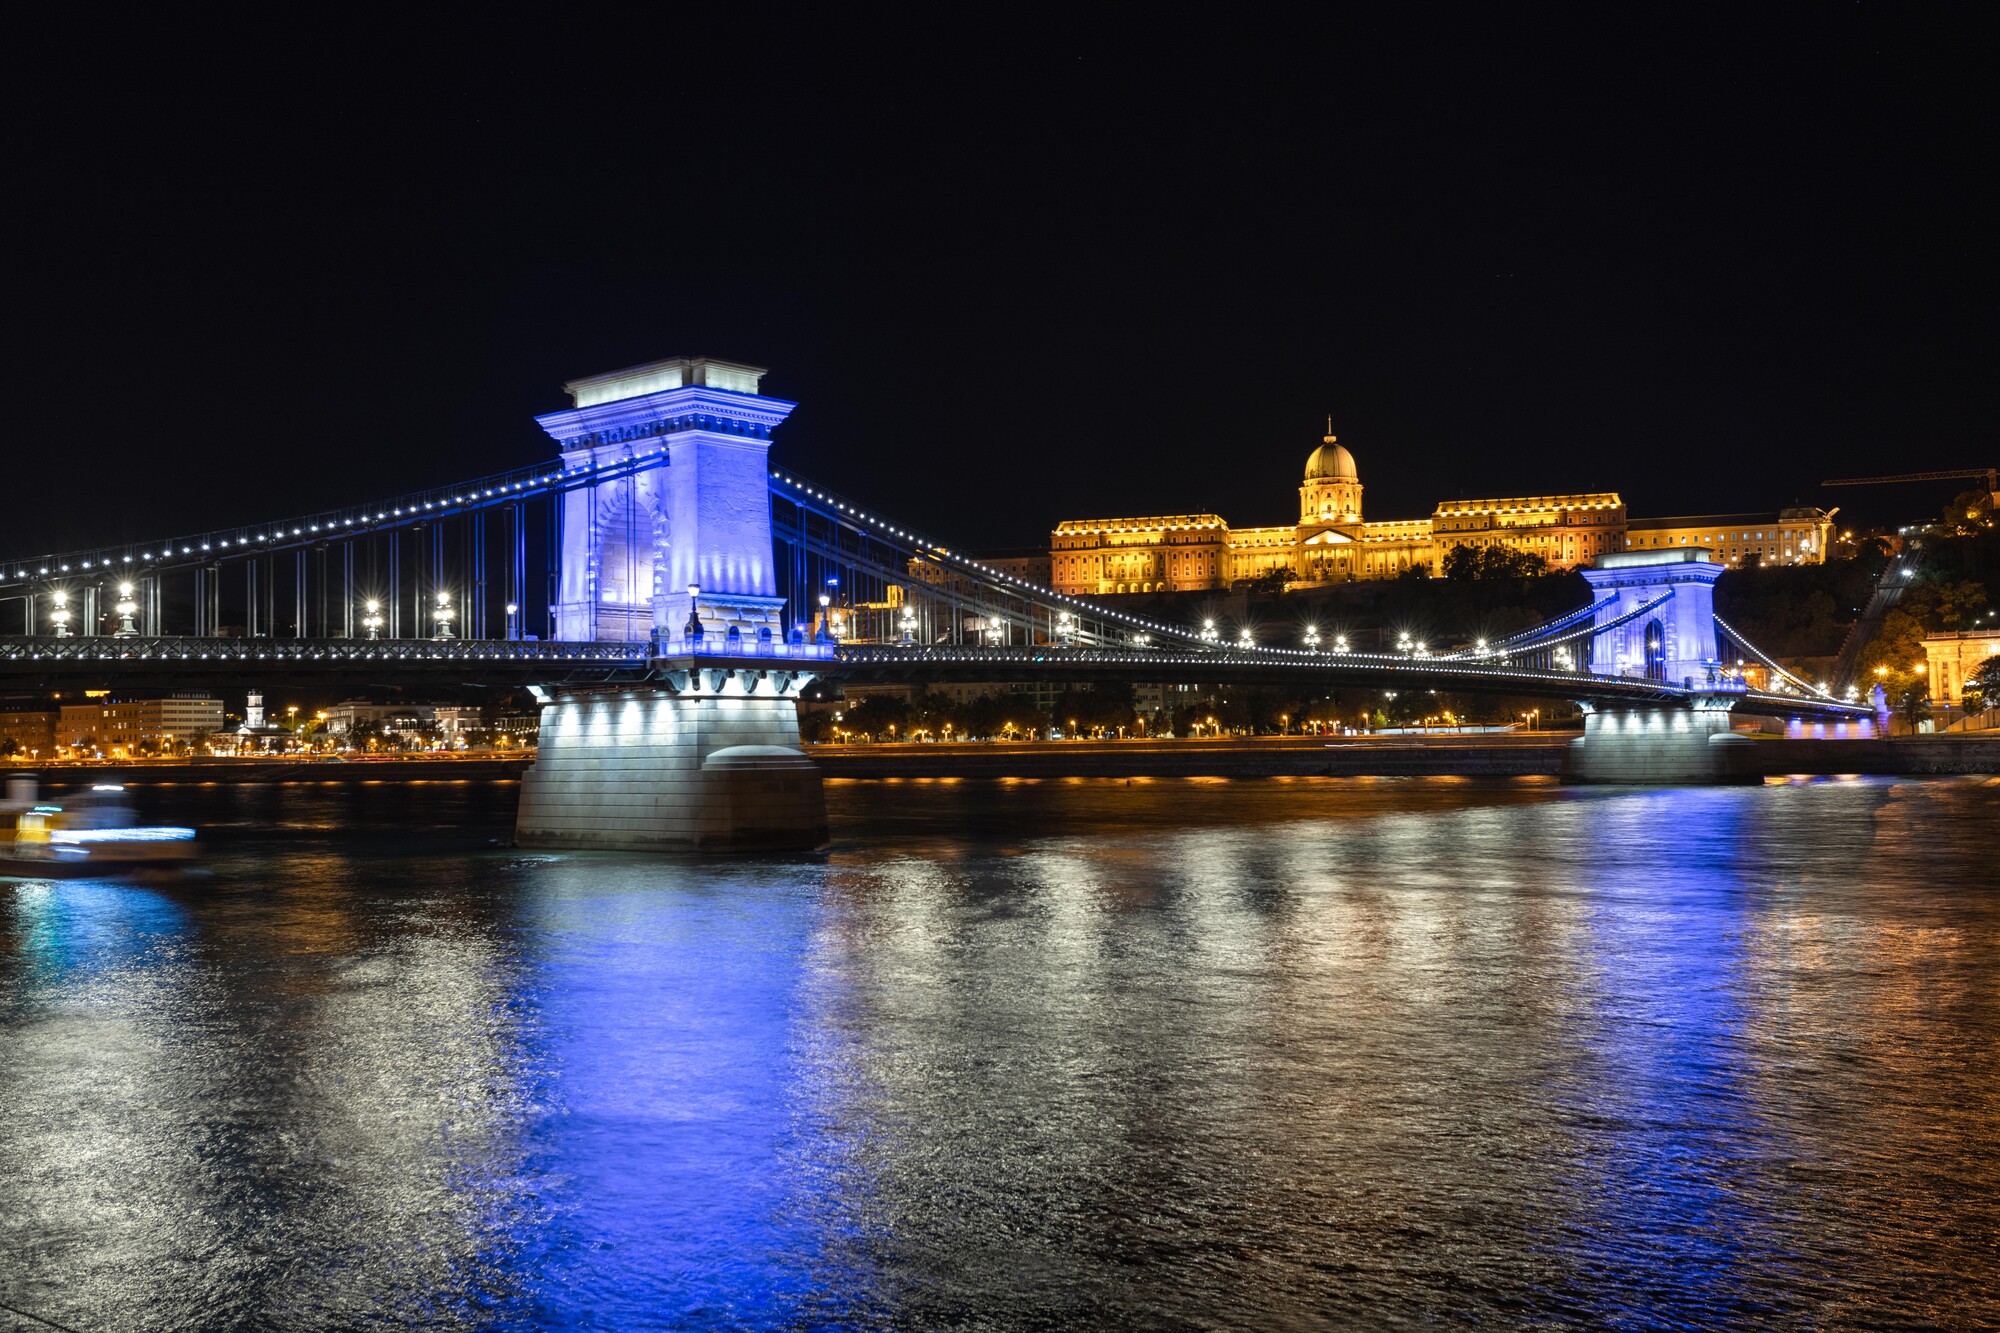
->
[[1963, 655, 2000, 716], [1853, 536, 1894, 581], [1939, 489, 1995, 538], [841, 694, 913, 741], [0, 738, 17, 757], [1443, 544, 1549, 582], [1910, 579, 1988, 631], [1244, 567, 1294, 595], [1896, 685, 1932, 735], [1053, 684, 1136, 736]]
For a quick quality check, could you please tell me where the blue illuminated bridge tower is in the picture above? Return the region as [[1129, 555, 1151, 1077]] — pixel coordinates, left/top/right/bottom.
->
[[1571, 549, 1754, 783], [515, 357, 828, 851]]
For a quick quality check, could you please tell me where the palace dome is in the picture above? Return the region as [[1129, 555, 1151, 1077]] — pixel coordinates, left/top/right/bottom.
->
[[1304, 436, 1358, 482]]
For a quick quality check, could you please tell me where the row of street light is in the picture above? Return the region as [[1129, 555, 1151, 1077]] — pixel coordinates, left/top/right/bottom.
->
[[51, 584, 528, 642]]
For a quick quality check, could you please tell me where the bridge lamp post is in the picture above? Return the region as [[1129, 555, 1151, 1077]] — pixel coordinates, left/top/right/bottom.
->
[[686, 584, 706, 648], [1303, 626, 1320, 651], [1334, 634, 1349, 654], [50, 590, 71, 637], [900, 609, 915, 645], [363, 600, 383, 640], [115, 582, 138, 637], [433, 592, 456, 641], [505, 603, 519, 641]]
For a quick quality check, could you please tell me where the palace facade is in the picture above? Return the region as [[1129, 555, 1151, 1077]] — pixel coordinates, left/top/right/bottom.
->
[[1049, 432, 1833, 595]]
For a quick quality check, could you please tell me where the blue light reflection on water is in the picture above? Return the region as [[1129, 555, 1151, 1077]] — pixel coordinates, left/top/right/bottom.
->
[[1554, 789, 1776, 1321], [499, 866, 883, 1330], [1, 775, 1996, 1330], [7, 876, 190, 987]]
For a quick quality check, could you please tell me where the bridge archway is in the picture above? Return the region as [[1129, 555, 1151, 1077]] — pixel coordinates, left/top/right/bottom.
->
[[1643, 619, 1666, 682], [579, 469, 669, 642]]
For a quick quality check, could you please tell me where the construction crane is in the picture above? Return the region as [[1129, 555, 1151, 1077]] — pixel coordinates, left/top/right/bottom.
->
[[1822, 467, 1998, 506]]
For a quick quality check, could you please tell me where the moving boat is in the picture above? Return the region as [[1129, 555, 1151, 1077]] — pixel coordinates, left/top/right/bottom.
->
[[1, 776, 200, 879]]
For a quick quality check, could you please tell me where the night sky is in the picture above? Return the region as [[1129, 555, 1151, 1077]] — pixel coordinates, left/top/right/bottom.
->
[[9, 10, 1992, 557]]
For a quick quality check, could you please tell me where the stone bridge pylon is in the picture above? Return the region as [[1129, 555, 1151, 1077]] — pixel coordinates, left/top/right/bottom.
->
[[1569, 548, 1753, 782], [515, 357, 829, 851]]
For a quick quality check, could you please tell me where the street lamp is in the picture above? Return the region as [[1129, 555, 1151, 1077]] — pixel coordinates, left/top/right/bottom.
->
[[686, 583, 705, 646], [50, 590, 71, 638], [363, 599, 383, 640], [115, 582, 137, 637], [505, 602, 519, 641], [900, 608, 916, 645], [1303, 626, 1321, 651], [816, 590, 835, 644], [433, 591, 456, 640]]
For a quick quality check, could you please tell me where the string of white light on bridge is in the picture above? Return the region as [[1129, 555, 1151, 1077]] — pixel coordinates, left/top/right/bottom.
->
[[771, 469, 1219, 647], [827, 644, 1869, 716], [2, 447, 671, 584]]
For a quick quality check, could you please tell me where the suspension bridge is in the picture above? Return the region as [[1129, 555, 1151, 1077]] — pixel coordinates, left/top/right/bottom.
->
[[0, 356, 1875, 848]]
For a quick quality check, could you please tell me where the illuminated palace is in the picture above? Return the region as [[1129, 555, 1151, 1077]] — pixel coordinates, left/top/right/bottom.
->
[[1050, 430, 1834, 595]]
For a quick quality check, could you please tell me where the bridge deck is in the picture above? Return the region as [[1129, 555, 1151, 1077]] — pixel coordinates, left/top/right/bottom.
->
[[0, 636, 1872, 720]]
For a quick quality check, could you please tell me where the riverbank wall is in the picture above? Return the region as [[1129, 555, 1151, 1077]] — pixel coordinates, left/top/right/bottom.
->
[[811, 734, 1998, 780], [9, 734, 1994, 787]]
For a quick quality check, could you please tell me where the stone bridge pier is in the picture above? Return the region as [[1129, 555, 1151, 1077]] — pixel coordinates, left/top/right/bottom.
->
[[516, 357, 827, 851], [515, 663, 828, 851], [1566, 693, 1761, 785]]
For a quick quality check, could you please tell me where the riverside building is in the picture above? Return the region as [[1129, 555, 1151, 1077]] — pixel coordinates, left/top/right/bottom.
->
[[1049, 429, 1833, 595]]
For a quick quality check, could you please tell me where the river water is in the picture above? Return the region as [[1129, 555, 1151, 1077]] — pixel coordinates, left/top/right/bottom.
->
[[1, 775, 1996, 1331]]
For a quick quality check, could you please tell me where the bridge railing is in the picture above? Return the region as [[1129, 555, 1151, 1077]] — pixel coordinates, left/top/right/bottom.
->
[[649, 633, 837, 662], [0, 634, 651, 663]]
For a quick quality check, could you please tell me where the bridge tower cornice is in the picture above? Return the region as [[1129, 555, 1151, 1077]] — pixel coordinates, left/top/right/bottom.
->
[[535, 384, 798, 454]]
